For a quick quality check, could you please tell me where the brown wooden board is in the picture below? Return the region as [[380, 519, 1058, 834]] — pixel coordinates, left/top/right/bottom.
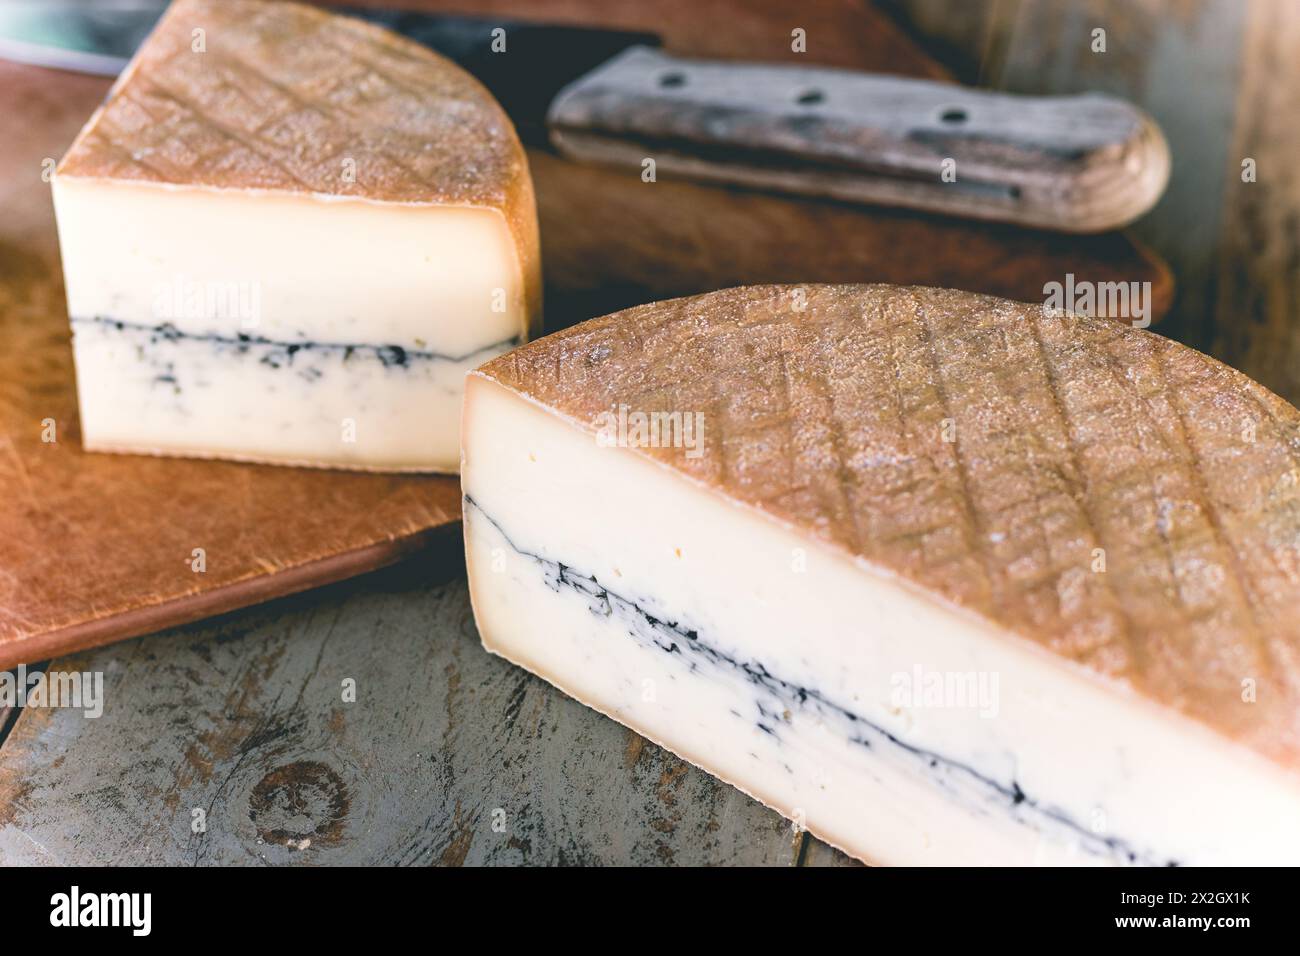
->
[[0, 0, 1170, 670], [532, 148, 1174, 327], [0, 62, 463, 671]]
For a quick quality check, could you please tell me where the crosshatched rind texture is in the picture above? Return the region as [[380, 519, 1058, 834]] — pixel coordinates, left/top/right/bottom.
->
[[55, 0, 540, 319], [475, 284, 1300, 769]]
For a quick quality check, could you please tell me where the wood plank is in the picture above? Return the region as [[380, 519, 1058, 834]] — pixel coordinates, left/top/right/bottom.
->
[[0, 554, 797, 865], [1210, 0, 1300, 404]]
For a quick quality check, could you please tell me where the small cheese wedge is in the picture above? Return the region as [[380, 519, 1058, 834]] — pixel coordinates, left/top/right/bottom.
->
[[53, 0, 539, 472], [463, 284, 1300, 865]]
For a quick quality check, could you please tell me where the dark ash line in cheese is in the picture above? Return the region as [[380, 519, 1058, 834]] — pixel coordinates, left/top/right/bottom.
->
[[466, 494, 1179, 867], [72, 316, 521, 368]]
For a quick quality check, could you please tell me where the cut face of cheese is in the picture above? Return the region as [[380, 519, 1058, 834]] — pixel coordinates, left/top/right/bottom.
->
[[53, 0, 539, 472], [463, 284, 1300, 865]]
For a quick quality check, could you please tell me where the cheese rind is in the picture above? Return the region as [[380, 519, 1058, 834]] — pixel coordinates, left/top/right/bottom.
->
[[53, 0, 540, 472], [463, 284, 1300, 864]]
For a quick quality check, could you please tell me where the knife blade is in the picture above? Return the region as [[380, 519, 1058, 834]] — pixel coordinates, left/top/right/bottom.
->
[[0, 0, 1169, 232]]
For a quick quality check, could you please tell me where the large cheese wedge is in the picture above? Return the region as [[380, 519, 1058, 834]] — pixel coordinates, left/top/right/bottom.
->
[[53, 0, 539, 472], [463, 284, 1300, 865]]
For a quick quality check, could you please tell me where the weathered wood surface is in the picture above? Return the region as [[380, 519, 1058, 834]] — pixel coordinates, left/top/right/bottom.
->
[[1210, 1, 1300, 407], [547, 46, 1169, 232], [0, 706, 13, 752], [0, 552, 830, 865]]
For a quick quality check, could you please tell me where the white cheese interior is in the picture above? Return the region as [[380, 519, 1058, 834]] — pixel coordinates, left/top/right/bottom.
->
[[53, 177, 529, 471], [463, 374, 1300, 865]]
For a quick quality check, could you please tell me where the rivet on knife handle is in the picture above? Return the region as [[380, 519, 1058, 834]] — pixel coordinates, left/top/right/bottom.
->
[[546, 47, 1170, 233]]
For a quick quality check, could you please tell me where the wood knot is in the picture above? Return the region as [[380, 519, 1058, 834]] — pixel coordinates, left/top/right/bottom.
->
[[248, 760, 349, 849]]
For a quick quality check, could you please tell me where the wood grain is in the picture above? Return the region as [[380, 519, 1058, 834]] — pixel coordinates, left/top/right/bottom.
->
[[1211, 0, 1300, 404], [549, 46, 1170, 231]]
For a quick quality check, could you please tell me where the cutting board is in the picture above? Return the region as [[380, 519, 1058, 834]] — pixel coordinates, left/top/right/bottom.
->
[[0, 0, 1172, 669]]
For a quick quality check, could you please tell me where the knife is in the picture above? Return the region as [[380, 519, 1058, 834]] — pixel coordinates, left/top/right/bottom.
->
[[0, 0, 1169, 232]]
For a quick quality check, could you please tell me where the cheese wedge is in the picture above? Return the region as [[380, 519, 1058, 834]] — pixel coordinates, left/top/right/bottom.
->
[[52, 0, 539, 472], [463, 284, 1300, 865]]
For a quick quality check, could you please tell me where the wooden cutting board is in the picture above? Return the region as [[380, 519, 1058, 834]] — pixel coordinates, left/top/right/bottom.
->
[[0, 62, 461, 669], [0, 0, 1172, 669]]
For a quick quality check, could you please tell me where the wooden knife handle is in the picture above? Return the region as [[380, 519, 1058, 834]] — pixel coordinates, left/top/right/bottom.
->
[[546, 47, 1170, 233]]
